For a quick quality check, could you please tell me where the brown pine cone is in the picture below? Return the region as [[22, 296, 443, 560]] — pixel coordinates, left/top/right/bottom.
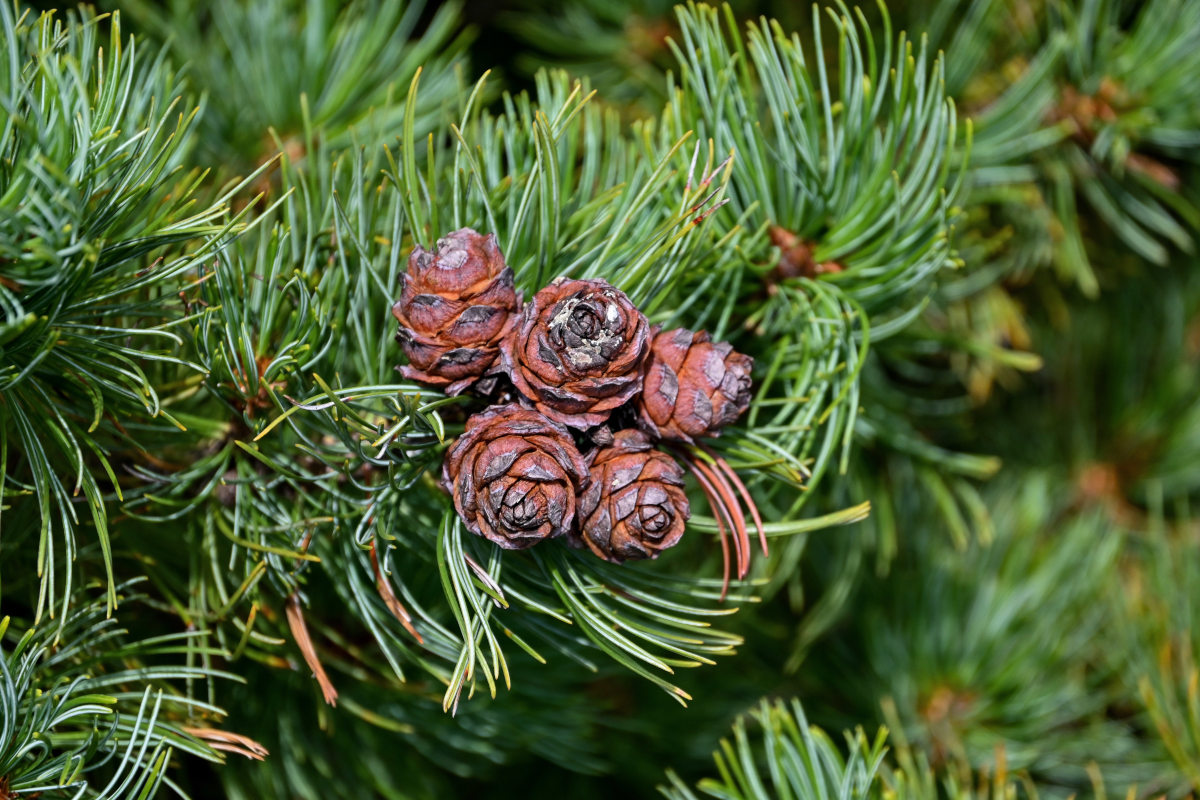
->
[[575, 430, 689, 563], [392, 228, 519, 395], [637, 327, 753, 443], [500, 277, 650, 429], [441, 404, 587, 550]]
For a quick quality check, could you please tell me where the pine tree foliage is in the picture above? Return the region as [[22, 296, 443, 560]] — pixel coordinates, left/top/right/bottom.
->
[[660, 697, 1054, 800], [0, 4, 259, 621], [111, 0, 470, 173], [1127, 521, 1200, 789], [501, 0, 683, 114], [655, 2, 975, 603], [130, 0, 943, 724], [1, 0, 1199, 796], [660, 699, 888, 800], [822, 478, 1161, 792], [1045, 0, 1200, 271], [136, 68, 767, 715], [795, 257, 1200, 792], [958, 0, 1200, 294], [669, 1, 964, 328], [0, 581, 245, 799]]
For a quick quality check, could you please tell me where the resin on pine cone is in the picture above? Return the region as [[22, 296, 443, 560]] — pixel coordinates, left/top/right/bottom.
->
[[500, 277, 650, 429], [442, 404, 587, 549], [575, 430, 689, 563], [392, 228, 519, 395], [637, 327, 753, 443]]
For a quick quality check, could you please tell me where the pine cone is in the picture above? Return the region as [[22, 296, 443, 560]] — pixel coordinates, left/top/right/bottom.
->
[[392, 228, 519, 395], [575, 430, 689, 563], [441, 404, 587, 549], [500, 277, 650, 429], [637, 327, 753, 443]]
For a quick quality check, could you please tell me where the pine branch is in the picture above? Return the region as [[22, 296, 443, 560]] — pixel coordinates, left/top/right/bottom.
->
[[1125, 514, 1200, 793], [668, 0, 965, 324], [0, 580, 248, 798], [0, 5, 263, 621], [961, 0, 1200, 294], [111, 0, 472, 174], [169, 68, 760, 707], [659, 695, 1096, 800], [659, 2, 970, 566], [805, 474, 1168, 793], [660, 697, 889, 800]]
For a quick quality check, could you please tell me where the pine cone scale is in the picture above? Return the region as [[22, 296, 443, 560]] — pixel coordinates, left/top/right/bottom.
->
[[513, 452, 565, 482], [475, 440, 526, 482], [449, 305, 506, 341]]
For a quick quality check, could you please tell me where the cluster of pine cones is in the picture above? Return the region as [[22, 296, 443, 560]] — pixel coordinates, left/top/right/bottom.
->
[[392, 228, 753, 564]]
